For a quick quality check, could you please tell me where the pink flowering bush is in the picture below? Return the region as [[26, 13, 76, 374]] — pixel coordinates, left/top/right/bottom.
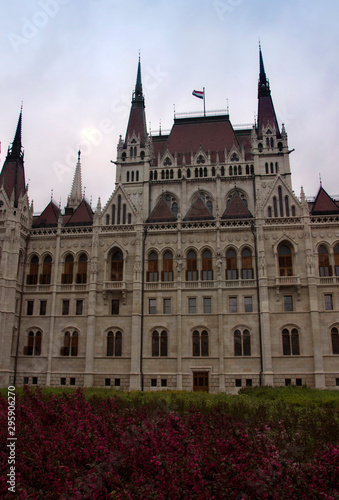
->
[[0, 387, 338, 499]]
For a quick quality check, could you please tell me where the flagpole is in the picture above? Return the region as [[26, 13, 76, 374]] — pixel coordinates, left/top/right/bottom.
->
[[203, 87, 205, 117]]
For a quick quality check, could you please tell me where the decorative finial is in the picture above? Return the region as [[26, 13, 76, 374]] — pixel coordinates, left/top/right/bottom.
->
[[226, 98, 229, 114], [319, 173, 322, 186], [78, 149, 81, 161], [159, 119, 161, 136], [50, 189, 53, 201], [83, 186, 86, 198]]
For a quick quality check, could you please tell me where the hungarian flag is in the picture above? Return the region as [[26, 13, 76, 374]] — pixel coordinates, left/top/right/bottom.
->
[[192, 89, 204, 99]]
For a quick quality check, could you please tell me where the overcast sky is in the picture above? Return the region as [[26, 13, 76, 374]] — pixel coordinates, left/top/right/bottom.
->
[[1, 0, 339, 213]]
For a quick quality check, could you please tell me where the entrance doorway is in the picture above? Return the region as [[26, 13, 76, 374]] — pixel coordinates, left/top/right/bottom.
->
[[193, 371, 209, 392]]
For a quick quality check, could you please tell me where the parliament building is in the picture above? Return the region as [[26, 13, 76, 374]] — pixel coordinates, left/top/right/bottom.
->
[[0, 48, 338, 392]]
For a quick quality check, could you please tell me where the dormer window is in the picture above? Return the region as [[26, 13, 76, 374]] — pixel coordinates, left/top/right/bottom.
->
[[197, 155, 205, 164], [230, 153, 239, 162], [164, 157, 172, 166]]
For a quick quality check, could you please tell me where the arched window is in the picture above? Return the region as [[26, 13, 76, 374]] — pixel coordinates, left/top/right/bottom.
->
[[24, 331, 41, 356], [152, 330, 167, 357], [187, 168, 191, 178], [278, 245, 293, 276], [246, 165, 249, 175], [334, 245, 339, 276], [112, 204, 116, 225], [278, 186, 284, 217], [201, 249, 213, 280], [273, 197, 278, 217], [27, 255, 39, 284], [195, 168, 199, 178], [106, 214, 110, 225], [211, 167, 216, 176], [40, 255, 52, 284], [178, 169, 182, 179], [186, 250, 198, 281], [132, 171, 135, 182], [62, 254, 74, 284], [111, 251, 123, 281], [122, 204, 126, 224], [193, 330, 209, 357], [241, 248, 253, 279], [268, 206, 272, 218], [136, 171, 139, 181], [61, 331, 78, 356], [234, 329, 251, 356], [318, 245, 332, 277], [147, 251, 158, 282], [77, 253, 87, 284], [220, 166, 225, 176], [285, 196, 290, 217], [107, 331, 122, 356], [265, 162, 268, 174], [117, 195, 121, 224], [331, 327, 339, 354], [282, 328, 300, 356], [128, 213, 132, 224], [226, 249, 238, 280], [162, 251, 173, 281], [127, 171, 130, 182]]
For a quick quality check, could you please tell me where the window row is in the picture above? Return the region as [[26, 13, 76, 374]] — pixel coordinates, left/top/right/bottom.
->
[[268, 188, 297, 218], [149, 164, 254, 181], [148, 296, 253, 315], [24, 327, 339, 358], [26, 253, 88, 285], [278, 242, 339, 278], [25, 299, 83, 316]]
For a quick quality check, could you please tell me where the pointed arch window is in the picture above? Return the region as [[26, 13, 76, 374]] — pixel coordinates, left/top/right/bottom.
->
[[226, 249, 238, 280], [162, 251, 173, 281], [152, 330, 167, 357], [62, 254, 74, 284], [27, 255, 39, 284], [147, 251, 158, 282], [278, 186, 284, 216], [282, 328, 300, 355], [318, 245, 332, 277], [40, 255, 52, 284], [107, 331, 122, 356], [24, 331, 41, 356], [186, 250, 198, 281], [331, 327, 339, 354], [201, 250, 213, 280], [241, 248, 253, 279], [273, 197, 278, 217], [285, 196, 290, 217], [61, 331, 78, 356], [334, 244, 339, 276], [111, 251, 123, 281], [234, 329, 251, 356], [278, 244, 293, 276], [77, 253, 87, 284], [193, 330, 208, 357]]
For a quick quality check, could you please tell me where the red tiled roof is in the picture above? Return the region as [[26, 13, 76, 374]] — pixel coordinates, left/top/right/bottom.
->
[[257, 94, 279, 138], [156, 116, 240, 166], [32, 201, 60, 228], [184, 195, 214, 221], [65, 199, 93, 226], [147, 196, 177, 222], [222, 192, 253, 219], [124, 101, 147, 147], [0, 157, 26, 207], [311, 186, 339, 215]]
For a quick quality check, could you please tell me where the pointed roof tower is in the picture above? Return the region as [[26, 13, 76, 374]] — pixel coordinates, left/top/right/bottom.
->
[[310, 185, 339, 215], [257, 45, 280, 138], [67, 150, 83, 211], [124, 56, 147, 148], [0, 107, 26, 207]]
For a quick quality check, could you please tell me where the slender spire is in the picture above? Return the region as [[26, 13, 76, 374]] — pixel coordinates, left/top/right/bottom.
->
[[67, 149, 83, 210], [0, 106, 26, 207], [124, 56, 147, 147], [257, 45, 280, 138]]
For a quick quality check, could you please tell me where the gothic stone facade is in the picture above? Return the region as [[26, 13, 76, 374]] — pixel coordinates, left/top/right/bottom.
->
[[0, 50, 338, 392]]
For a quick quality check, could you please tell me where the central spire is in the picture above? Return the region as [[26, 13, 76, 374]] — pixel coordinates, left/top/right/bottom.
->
[[124, 56, 147, 147], [258, 43, 270, 98], [257, 45, 280, 138], [66, 149, 83, 211]]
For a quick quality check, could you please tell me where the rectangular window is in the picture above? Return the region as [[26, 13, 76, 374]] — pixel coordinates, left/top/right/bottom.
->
[[203, 297, 212, 314], [111, 299, 120, 315], [70, 378, 75, 386], [161, 379, 167, 387], [296, 378, 302, 386], [60, 377, 66, 386], [284, 295, 293, 312], [114, 378, 121, 387], [336, 378, 339, 387], [285, 378, 291, 386], [62, 299, 70, 315], [105, 378, 111, 386], [23, 376, 29, 385], [235, 379, 242, 387], [39, 300, 47, 316], [229, 297, 237, 313], [244, 297, 253, 313], [163, 298, 171, 314], [151, 378, 157, 387], [149, 299, 156, 314], [76, 300, 83, 315], [246, 379, 252, 387], [188, 297, 196, 314], [27, 300, 34, 316], [32, 377, 38, 385], [324, 294, 333, 311]]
